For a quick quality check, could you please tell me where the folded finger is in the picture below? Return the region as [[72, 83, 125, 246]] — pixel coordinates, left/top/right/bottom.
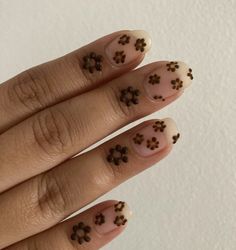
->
[[0, 30, 151, 133], [5, 200, 132, 250]]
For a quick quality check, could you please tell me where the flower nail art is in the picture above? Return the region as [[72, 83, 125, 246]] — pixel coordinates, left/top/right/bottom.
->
[[166, 61, 179, 72], [171, 78, 183, 90], [94, 201, 132, 234], [118, 34, 130, 45], [135, 38, 147, 52], [147, 137, 159, 150], [120, 86, 140, 106], [133, 133, 144, 145], [114, 201, 125, 212], [95, 213, 105, 225], [153, 120, 166, 132], [83, 52, 103, 73], [71, 222, 91, 245], [107, 145, 128, 165], [105, 30, 151, 66], [113, 51, 126, 64], [172, 133, 180, 144], [149, 74, 161, 85], [153, 95, 165, 101], [187, 68, 194, 80], [114, 215, 127, 226], [131, 119, 180, 157]]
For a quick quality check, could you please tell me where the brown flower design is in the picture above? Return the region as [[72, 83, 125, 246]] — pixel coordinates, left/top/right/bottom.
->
[[153, 95, 165, 101], [120, 86, 140, 106], [149, 74, 161, 85], [147, 137, 159, 150], [113, 51, 126, 64], [95, 213, 105, 226], [172, 133, 180, 144], [114, 215, 127, 226], [153, 121, 166, 132], [187, 68, 194, 80], [171, 78, 183, 90], [135, 38, 146, 52], [133, 133, 144, 145], [83, 52, 103, 73], [107, 145, 128, 166], [114, 201, 125, 212], [166, 61, 179, 72], [118, 34, 130, 45], [71, 222, 91, 245]]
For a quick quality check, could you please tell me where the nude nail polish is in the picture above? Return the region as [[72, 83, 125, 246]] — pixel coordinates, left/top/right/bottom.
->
[[144, 62, 193, 102], [94, 201, 132, 234], [131, 118, 180, 157], [105, 30, 151, 66]]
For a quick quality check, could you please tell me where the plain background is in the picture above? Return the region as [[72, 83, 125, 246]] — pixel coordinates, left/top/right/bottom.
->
[[0, 0, 235, 249]]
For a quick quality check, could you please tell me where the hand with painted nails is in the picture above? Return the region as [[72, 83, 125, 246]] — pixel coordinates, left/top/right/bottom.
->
[[0, 30, 193, 249]]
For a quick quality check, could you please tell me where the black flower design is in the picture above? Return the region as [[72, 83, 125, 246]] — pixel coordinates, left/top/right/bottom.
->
[[147, 137, 159, 150], [153, 121, 166, 132], [153, 95, 165, 101], [135, 38, 146, 52], [166, 61, 179, 72], [149, 74, 160, 85], [172, 133, 180, 144], [113, 51, 126, 64], [95, 213, 105, 225], [114, 215, 127, 226], [114, 201, 125, 212], [71, 222, 91, 245], [83, 52, 103, 73], [187, 68, 194, 80], [107, 145, 128, 166], [118, 34, 130, 45], [120, 86, 140, 106], [171, 78, 183, 90], [133, 133, 144, 145]]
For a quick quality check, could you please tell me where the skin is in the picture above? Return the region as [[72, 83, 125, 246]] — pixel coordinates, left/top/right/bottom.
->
[[0, 30, 191, 250]]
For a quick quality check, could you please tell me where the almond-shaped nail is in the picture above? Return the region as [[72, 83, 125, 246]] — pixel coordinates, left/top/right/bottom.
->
[[94, 201, 132, 234], [144, 61, 193, 102], [105, 30, 151, 66], [131, 118, 180, 157]]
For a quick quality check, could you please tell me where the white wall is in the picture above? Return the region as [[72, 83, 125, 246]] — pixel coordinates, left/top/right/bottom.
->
[[0, 0, 235, 249]]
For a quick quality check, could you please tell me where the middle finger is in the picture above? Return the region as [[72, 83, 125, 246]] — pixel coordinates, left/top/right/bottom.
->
[[0, 61, 192, 192]]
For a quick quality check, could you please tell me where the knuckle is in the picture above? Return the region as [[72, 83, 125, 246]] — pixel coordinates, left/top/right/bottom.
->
[[32, 108, 73, 156], [37, 172, 68, 219], [7, 69, 48, 111]]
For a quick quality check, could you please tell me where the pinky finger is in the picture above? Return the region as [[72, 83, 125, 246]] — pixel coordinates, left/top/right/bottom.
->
[[5, 200, 132, 250]]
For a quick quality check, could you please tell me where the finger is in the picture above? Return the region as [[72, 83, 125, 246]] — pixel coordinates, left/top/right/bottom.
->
[[4, 200, 132, 250], [0, 30, 151, 133], [0, 118, 178, 246], [0, 61, 192, 192]]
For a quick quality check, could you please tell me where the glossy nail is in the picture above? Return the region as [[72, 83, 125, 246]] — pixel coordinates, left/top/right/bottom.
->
[[94, 201, 132, 234], [105, 30, 151, 66], [131, 118, 180, 157], [144, 62, 193, 101]]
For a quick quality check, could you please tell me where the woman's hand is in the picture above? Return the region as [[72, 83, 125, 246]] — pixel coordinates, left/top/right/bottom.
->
[[0, 30, 193, 249]]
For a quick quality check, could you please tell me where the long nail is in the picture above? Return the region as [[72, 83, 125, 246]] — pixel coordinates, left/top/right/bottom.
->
[[105, 30, 151, 66], [94, 201, 132, 234], [131, 118, 180, 157], [144, 62, 193, 102]]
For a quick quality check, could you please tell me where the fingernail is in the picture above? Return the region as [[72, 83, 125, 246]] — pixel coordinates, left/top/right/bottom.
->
[[105, 30, 151, 66], [94, 201, 132, 234], [144, 62, 193, 102], [131, 118, 180, 157]]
